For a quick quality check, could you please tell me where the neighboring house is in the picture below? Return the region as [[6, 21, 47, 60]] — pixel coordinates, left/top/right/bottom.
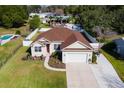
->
[[29, 12, 71, 24], [29, 12, 54, 19], [113, 38, 124, 59], [64, 23, 83, 32], [31, 27, 99, 63]]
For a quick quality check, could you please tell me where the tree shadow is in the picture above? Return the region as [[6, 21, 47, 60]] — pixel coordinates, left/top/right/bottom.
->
[[102, 42, 121, 59], [26, 47, 31, 55], [51, 51, 62, 61]]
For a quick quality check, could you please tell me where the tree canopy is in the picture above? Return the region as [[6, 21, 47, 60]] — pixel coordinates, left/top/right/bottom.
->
[[29, 15, 40, 30], [0, 5, 28, 28], [64, 5, 124, 34]]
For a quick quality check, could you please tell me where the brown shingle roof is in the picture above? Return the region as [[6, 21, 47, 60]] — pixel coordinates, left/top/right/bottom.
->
[[60, 31, 92, 49], [35, 27, 92, 49], [35, 27, 73, 42]]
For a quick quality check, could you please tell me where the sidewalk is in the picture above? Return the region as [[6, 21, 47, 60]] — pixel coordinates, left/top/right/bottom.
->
[[44, 54, 66, 72]]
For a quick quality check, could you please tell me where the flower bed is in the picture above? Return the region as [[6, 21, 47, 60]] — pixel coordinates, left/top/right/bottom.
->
[[48, 57, 65, 69]]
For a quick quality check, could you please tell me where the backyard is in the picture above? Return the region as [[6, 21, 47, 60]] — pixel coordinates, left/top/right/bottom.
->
[[0, 47, 67, 88], [0, 36, 23, 67], [0, 24, 29, 68]]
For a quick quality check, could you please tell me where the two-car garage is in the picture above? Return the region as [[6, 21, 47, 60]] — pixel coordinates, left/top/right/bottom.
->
[[62, 52, 92, 64]]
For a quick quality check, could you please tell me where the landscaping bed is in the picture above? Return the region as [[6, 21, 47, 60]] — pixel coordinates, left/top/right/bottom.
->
[[21, 53, 45, 62], [48, 57, 65, 69]]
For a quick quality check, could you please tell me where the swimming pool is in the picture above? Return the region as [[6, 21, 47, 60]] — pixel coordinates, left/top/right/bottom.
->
[[0, 35, 13, 40], [0, 34, 14, 45]]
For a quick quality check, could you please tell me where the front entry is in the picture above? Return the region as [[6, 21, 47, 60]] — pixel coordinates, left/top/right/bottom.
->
[[46, 44, 50, 53]]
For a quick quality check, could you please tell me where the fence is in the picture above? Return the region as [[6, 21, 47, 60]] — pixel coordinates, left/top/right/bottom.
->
[[23, 28, 39, 46], [25, 29, 39, 40]]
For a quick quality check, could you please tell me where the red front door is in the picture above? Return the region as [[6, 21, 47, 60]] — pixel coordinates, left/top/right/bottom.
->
[[46, 44, 50, 53]]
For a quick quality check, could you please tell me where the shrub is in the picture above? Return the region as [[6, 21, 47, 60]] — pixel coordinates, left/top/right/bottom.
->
[[15, 30, 21, 35], [92, 53, 97, 64], [21, 53, 30, 61], [51, 51, 62, 61]]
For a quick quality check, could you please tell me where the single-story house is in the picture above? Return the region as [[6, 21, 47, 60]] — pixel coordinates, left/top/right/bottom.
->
[[113, 38, 124, 59], [31, 27, 98, 63]]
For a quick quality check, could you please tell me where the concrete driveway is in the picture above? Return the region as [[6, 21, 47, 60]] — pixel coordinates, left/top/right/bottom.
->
[[90, 54, 124, 88], [66, 62, 99, 88]]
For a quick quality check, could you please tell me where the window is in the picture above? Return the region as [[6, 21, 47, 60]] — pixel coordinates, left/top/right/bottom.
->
[[54, 44, 60, 50], [35, 46, 42, 52]]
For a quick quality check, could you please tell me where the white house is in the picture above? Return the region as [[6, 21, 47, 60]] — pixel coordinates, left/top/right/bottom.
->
[[31, 27, 99, 64]]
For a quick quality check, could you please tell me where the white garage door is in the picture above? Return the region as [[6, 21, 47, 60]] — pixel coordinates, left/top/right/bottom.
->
[[65, 53, 87, 63]]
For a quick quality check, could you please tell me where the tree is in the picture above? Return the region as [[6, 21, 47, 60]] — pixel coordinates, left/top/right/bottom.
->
[[15, 30, 21, 35], [0, 5, 28, 28], [28, 5, 41, 13], [64, 5, 124, 36], [29, 15, 40, 29], [2, 15, 13, 28], [112, 7, 124, 34]]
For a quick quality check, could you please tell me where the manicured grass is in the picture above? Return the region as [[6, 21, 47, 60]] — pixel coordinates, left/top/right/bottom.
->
[[0, 37, 23, 67], [40, 23, 50, 28], [0, 24, 29, 67], [101, 50, 124, 81], [0, 47, 67, 88]]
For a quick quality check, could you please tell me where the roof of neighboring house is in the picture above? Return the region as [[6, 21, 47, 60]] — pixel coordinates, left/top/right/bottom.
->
[[114, 38, 124, 47], [113, 38, 124, 58], [34, 27, 92, 49]]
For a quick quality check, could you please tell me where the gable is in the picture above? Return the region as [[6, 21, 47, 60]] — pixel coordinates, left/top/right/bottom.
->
[[65, 41, 87, 49], [32, 42, 42, 47]]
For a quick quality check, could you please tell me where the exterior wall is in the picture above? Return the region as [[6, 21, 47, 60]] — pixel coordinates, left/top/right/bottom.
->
[[66, 42, 86, 49], [31, 41, 62, 57], [31, 43, 48, 57], [23, 40, 33, 46], [62, 51, 92, 63], [49, 42, 62, 54]]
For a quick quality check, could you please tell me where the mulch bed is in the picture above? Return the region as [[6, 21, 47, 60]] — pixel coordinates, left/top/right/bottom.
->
[[48, 57, 65, 69]]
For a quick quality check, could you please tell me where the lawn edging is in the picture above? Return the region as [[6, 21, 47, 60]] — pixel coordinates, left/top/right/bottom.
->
[[44, 54, 66, 72]]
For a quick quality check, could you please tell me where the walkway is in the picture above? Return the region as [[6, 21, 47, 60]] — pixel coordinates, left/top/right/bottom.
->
[[44, 54, 66, 72], [90, 54, 124, 88], [66, 62, 99, 88]]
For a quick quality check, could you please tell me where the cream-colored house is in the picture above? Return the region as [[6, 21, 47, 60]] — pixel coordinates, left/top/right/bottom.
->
[[31, 27, 98, 63]]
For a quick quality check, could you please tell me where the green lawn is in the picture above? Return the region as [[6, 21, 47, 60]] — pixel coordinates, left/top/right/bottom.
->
[[0, 37, 23, 67], [0, 24, 29, 68], [101, 50, 124, 81], [0, 47, 67, 88], [40, 23, 50, 28]]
